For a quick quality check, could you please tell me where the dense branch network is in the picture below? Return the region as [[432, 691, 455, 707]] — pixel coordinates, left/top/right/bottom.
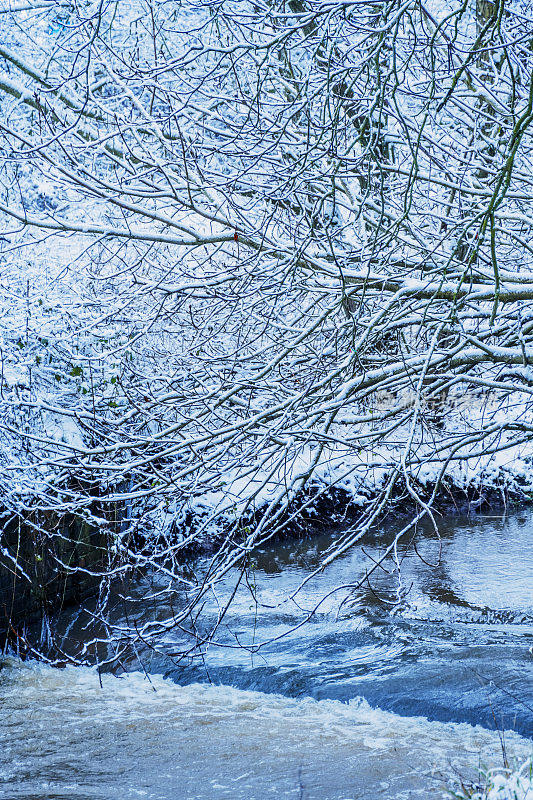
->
[[1, 0, 533, 661]]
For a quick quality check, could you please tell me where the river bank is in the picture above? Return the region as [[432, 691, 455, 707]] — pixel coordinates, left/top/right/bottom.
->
[[2, 449, 533, 651]]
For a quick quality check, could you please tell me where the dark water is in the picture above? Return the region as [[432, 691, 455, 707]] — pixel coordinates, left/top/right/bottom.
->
[[59, 510, 533, 736]]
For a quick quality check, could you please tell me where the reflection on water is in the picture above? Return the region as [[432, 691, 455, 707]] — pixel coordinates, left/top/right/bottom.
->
[[1, 510, 532, 799], [57, 510, 532, 736]]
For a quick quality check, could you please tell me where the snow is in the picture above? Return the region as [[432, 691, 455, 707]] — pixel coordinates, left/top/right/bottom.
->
[[463, 762, 533, 800]]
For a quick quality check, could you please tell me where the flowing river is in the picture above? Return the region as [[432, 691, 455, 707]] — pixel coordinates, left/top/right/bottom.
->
[[1, 511, 532, 799]]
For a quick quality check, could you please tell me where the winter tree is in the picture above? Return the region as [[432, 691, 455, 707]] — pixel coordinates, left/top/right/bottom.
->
[[1, 0, 533, 659]]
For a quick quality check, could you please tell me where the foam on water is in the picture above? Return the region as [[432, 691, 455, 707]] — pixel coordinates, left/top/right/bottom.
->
[[0, 658, 531, 800]]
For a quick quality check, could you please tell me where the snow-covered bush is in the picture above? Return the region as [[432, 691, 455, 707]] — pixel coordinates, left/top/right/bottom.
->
[[455, 761, 533, 800]]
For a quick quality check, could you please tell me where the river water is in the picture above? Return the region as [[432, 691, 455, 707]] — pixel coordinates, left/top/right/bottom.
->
[[1, 511, 532, 799]]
